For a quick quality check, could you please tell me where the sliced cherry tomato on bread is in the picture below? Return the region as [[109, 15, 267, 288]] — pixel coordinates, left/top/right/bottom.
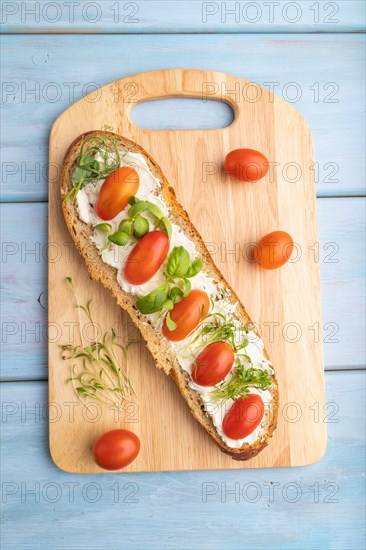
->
[[123, 230, 170, 285], [254, 230, 294, 270], [224, 149, 269, 182], [92, 429, 140, 470], [162, 289, 210, 342], [95, 166, 140, 220], [192, 341, 234, 386], [222, 394, 265, 440]]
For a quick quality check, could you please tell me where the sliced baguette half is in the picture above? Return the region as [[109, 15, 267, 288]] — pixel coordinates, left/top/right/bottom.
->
[[61, 130, 279, 461]]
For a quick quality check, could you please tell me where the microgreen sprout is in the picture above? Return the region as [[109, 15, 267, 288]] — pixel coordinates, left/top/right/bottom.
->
[[210, 361, 273, 403], [60, 277, 136, 410], [186, 310, 253, 355], [105, 196, 172, 248], [63, 135, 121, 202]]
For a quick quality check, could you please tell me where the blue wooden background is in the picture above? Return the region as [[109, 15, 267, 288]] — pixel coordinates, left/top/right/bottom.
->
[[1, 2, 365, 548]]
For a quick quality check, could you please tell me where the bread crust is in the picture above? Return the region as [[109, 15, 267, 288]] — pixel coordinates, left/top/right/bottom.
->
[[61, 130, 278, 460]]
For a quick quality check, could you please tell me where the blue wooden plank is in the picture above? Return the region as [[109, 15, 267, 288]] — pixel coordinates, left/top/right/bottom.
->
[[1, 370, 365, 549], [0, 0, 364, 33], [1, 198, 365, 381], [1, 34, 365, 201]]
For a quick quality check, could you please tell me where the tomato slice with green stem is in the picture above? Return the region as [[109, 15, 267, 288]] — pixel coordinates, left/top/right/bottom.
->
[[162, 289, 210, 342], [95, 166, 140, 220]]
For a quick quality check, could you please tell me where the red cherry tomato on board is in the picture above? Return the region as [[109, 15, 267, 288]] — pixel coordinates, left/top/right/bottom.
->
[[123, 231, 170, 285], [192, 341, 234, 387], [224, 149, 269, 182], [92, 429, 140, 470], [95, 166, 140, 220], [222, 394, 265, 440], [254, 230, 294, 270], [162, 289, 210, 342]]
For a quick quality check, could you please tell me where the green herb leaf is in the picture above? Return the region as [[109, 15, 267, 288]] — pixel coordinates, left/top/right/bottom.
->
[[128, 196, 138, 206], [108, 231, 129, 246], [210, 363, 272, 403], [162, 299, 174, 311], [136, 284, 169, 314], [166, 246, 191, 278], [72, 166, 92, 184], [182, 278, 191, 297], [62, 280, 136, 411], [146, 201, 164, 220], [166, 312, 177, 331], [118, 219, 132, 234], [159, 217, 172, 239], [128, 201, 147, 219], [64, 135, 121, 202], [185, 258, 203, 278], [94, 223, 112, 234], [187, 311, 252, 354], [133, 216, 149, 238], [169, 287, 183, 304]]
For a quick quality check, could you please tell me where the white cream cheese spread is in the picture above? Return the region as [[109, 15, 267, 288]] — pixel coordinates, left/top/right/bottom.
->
[[76, 149, 273, 448]]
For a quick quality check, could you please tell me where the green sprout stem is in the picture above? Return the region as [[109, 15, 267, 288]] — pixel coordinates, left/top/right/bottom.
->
[[61, 277, 136, 410]]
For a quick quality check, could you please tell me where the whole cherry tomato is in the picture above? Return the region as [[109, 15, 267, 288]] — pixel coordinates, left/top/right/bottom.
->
[[254, 230, 294, 270], [192, 341, 234, 386], [124, 231, 170, 285], [92, 429, 140, 470], [95, 166, 140, 220], [224, 149, 269, 182], [162, 289, 210, 342], [222, 394, 265, 440]]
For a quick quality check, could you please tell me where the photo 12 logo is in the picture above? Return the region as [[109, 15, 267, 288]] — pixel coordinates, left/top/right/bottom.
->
[[2, 480, 139, 504], [202, 480, 339, 503], [201, 80, 340, 105], [201, 2, 340, 25], [1, 1, 140, 25]]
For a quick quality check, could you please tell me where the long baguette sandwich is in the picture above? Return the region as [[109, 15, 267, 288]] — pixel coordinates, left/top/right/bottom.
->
[[61, 130, 278, 460]]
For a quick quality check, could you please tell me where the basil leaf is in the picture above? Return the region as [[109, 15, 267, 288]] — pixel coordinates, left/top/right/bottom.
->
[[166, 312, 177, 331], [169, 287, 183, 304], [159, 217, 172, 239], [108, 231, 129, 246], [128, 201, 147, 219], [162, 299, 174, 311], [133, 216, 149, 238], [185, 258, 203, 278], [136, 284, 168, 314], [154, 288, 169, 310], [166, 246, 191, 278], [146, 201, 163, 220], [182, 278, 191, 297], [128, 196, 138, 206]]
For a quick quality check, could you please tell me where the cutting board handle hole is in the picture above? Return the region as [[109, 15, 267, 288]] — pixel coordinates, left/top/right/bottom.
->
[[130, 98, 235, 130]]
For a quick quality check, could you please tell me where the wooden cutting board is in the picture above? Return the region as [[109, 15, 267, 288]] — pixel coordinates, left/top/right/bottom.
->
[[48, 69, 326, 473]]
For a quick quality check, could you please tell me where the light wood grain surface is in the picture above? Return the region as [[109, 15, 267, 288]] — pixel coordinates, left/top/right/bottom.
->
[[48, 69, 325, 472]]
